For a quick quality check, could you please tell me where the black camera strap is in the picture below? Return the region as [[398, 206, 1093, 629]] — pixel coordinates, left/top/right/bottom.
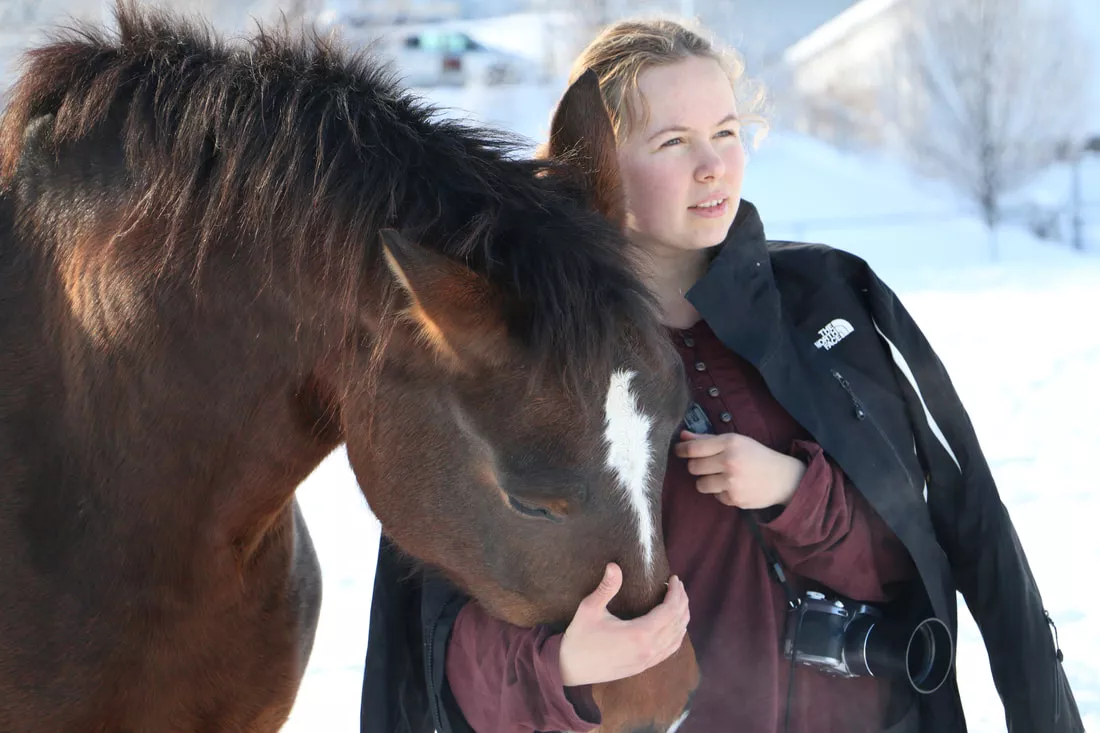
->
[[741, 510, 803, 733], [741, 510, 801, 610], [685, 401, 802, 608], [684, 400, 802, 732]]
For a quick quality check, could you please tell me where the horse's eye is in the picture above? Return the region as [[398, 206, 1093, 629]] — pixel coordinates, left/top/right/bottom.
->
[[507, 496, 563, 523]]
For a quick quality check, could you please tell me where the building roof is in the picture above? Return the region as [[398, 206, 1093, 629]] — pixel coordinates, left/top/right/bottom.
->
[[782, 0, 902, 66]]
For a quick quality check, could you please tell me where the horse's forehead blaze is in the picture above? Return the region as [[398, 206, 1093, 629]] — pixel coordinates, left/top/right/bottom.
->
[[602, 368, 656, 577]]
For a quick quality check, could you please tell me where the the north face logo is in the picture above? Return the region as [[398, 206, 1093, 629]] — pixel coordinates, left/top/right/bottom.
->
[[814, 319, 854, 350]]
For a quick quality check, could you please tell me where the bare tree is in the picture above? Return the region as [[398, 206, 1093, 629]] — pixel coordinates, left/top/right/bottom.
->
[[882, 0, 1091, 258]]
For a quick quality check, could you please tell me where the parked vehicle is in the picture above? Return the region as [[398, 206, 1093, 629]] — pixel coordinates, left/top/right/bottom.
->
[[385, 28, 538, 86]]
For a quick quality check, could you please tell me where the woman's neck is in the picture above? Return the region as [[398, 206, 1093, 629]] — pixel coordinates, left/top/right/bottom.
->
[[631, 239, 711, 329]]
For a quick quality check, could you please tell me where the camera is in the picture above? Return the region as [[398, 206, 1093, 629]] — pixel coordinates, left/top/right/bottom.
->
[[782, 590, 953, 694]]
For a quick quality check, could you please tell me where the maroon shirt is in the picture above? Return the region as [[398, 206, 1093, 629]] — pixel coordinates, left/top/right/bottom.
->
[[445, 319, 917, 733]]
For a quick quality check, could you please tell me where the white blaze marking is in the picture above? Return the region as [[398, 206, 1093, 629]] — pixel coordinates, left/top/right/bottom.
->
[[603, 369, 655, 576]]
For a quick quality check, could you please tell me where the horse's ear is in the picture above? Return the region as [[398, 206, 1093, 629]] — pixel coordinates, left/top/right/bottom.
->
[[379, 229, 507, 369], [544, 69, 626, 228]]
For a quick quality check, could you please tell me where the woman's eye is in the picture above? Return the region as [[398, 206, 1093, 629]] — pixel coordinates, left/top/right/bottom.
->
[[659, 137, 684, 148], [508, 496, 562, 522], [716, 128, 739, 139]]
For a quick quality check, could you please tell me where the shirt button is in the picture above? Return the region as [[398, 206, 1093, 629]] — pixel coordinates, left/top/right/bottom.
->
[[683, 337, 695, 347], [720, 412, 733, 423], [694, 361, 706, 372], [707, 387, 720, 397]]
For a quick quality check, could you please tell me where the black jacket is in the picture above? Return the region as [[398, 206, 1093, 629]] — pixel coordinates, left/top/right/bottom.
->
[[360, 201, 1083, 733]]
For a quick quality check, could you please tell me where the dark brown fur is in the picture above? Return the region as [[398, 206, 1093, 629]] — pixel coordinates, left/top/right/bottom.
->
[[0, 3, 697, 732]]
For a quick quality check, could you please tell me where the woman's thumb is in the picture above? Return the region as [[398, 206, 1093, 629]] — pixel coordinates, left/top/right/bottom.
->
[[587, 562, 622, 610]]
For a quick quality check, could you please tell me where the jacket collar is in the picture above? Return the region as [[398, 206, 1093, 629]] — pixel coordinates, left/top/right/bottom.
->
[[685, 199, 782, 365]]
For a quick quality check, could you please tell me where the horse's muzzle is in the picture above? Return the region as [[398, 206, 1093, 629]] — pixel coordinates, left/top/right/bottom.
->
[[625, 691, 693, 733]]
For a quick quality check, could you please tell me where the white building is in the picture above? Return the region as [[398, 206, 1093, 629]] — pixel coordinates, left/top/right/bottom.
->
[[780, 0, 912, 148]]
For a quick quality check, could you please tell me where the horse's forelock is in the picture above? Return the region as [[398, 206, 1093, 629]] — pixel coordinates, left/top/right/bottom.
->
[[494, 213, 662, 399]]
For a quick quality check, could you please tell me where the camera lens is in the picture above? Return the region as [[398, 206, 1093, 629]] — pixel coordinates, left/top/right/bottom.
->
[[905, 618, 953, 694], [844, 616, 953, 694]]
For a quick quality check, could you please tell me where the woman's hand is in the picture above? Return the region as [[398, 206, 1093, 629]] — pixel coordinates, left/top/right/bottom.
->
[[674, 430, 806, 509], [559, 563, 690, 687]]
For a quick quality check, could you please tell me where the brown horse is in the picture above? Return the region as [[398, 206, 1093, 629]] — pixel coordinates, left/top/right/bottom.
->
[[0, 4, 697, 733]]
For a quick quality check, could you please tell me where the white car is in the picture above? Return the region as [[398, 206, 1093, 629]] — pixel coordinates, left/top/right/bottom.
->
[[386, 29, 537, 87]]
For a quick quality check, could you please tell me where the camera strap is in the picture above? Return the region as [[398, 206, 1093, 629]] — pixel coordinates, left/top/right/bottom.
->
[[684, 401, 802, 732], [684, 401, 803, 609], [743, 511, 803, 733], [741, 510, 801, 610]]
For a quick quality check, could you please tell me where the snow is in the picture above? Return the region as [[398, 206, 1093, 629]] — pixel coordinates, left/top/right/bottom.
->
[[284, 78, 1100, 732]]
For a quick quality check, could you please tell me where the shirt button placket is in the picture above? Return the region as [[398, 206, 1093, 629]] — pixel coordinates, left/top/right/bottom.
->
[[679, 332, 735, 431]]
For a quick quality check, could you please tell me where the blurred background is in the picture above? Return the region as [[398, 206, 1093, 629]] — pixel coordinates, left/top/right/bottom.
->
[[3, 0, 1098, 731], [3, 0, 1098, 256]]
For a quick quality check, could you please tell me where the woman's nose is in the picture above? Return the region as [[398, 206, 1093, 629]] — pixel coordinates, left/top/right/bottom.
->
[[695, 146, 725, 182]]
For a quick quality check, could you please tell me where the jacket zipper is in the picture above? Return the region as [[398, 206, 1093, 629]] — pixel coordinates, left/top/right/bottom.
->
[[830, 370, 867, 420], [831, 368, 924, 506]]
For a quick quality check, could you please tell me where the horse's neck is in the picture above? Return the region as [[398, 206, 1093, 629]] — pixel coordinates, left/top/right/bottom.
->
[[0, 215, 340, 568]]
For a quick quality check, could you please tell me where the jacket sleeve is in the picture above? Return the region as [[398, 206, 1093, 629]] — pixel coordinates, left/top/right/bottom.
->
[[443, 600, 601, 733], [860, 263, 1083, 733], [758, 438, 917, 602]]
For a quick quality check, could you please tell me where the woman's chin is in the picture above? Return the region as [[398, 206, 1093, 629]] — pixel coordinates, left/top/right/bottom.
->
[[695, 219, 736, 248]]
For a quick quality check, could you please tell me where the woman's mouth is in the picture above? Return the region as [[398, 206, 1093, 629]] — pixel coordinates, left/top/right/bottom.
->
[[688, 197, 729, 218]]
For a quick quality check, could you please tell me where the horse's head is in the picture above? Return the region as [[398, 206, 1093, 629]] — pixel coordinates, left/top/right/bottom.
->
[[338, 73, 698, 733]]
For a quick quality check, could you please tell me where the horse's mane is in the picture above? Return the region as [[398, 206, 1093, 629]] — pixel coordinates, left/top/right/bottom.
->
[[0, 2, 661, 389]]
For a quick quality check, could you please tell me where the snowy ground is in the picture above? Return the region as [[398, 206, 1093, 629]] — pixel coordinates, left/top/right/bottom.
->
[[282, 80, 1100, 732]]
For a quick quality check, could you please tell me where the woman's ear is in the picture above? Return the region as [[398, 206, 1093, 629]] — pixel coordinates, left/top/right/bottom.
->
[[542, 69, 626, 228]]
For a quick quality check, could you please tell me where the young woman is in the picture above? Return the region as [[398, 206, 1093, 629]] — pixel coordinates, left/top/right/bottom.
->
[[360, 18, 1082, 733]]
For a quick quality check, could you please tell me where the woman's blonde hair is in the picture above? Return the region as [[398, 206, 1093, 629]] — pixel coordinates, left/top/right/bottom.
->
[[567, 17, 769, 148]]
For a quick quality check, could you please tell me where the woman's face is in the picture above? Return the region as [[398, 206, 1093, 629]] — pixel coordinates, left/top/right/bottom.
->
[[617, 55, 745, 256]]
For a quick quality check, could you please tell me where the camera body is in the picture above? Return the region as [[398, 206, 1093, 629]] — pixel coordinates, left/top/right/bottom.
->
[[782, 590, 881, 679]]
